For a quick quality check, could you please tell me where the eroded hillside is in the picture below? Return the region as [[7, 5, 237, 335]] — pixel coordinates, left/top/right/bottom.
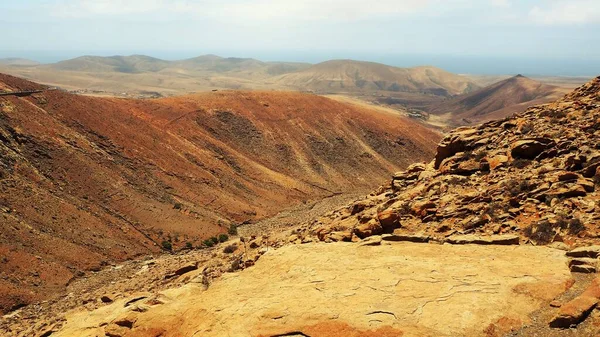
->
[[0, 73, 440, 314], [5, 76, 600, 337], [426, 75, 569, 126]]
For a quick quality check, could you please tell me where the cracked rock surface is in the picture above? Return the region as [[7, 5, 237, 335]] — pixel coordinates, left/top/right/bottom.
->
[[54, 242, 571, 337]]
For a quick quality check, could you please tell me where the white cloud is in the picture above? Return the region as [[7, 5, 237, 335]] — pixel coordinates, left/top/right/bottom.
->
[[48, 0, 462, 21], [51, 0, 168, 17], [529, 0, 600, 25], [490, 0, 510, 8]]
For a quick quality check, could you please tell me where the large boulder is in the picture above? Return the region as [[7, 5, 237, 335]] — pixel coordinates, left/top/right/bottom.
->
[[354, 219, 383, 239], [377, 210, 401, 233], [434, 128, 480, 169], [511, 138, 555, 160]]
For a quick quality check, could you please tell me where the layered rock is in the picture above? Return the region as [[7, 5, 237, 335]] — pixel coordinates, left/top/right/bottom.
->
[[297, 77, 600, 248]]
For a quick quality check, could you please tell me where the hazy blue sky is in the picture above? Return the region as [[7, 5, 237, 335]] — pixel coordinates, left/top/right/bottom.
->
[[1, 0, 599, 75]]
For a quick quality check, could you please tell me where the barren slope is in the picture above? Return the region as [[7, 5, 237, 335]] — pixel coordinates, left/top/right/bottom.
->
[[0, 73, 440, 314], [427, 75, 569, 125], [3, 77, 600, 337], [274, 60, 479, 96]]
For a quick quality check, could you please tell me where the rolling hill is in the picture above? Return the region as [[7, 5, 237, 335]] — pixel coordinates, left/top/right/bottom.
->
[[0, 58, 40, 66], [274, 59, 479, 96], [50, 55, 171, 73], [174, 54, 310, 75], [0, 55, 477, 97], [0, 73, 440, 314], [425, 75, 570, 124], [0, 54, 312, 94]]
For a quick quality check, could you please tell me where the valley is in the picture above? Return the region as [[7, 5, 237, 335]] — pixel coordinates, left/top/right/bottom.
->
[[2, 74, 600, 336], [0, 73, 439, 314], [1, 55, 591, 130], [3, 0, 600, 335], [1, 57, 599, 337]]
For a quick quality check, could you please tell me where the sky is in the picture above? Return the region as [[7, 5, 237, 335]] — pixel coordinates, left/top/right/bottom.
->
[[1, 0, 599, 75]]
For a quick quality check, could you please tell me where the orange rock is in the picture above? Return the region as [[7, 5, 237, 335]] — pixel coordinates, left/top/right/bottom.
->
[[550, 277, 600, 328], [354, 219, 382, 239], [377, 210, 401, 233]]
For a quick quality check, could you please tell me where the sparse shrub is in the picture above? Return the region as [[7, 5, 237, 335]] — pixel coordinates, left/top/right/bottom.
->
[[399, 201, 412, 215], [210, 236, 219, 245], [203, 239, 215, 248], [228, 224, 238, 236], [173, 202, 183, 210], [525, 215, 586, 244], [446, 176, 464, 185], [594, 175, 600, 186], [229, 258, 241, 272], [511, 159, 531, 169], [554, 214, 569, 230], [218, 234, 229, 243], [481, 202, 504, 221], [505, 179, 531, 197], [223, 244, 237, 254], [161, 240, 173, 251], [540, 109, 567, 119], [568, 218, 586, 234], [474, 151, 487, 161], [520, 122, 535, 134], [552, 214, 585, 235], [523, 220, 556, 244], [185, 242, 193, 249]]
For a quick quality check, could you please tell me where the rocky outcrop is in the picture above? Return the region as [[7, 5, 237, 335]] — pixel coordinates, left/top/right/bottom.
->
[[293, 76, 600, 249], [550, 277, 600, 328]]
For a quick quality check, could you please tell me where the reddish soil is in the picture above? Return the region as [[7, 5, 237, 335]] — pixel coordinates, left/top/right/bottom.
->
[[0, 73, 440, 314]]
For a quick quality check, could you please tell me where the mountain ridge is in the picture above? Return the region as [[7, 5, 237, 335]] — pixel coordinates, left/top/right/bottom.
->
[[274, 59, 479, 96]]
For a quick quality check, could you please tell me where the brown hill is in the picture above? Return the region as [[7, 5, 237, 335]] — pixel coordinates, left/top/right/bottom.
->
[[45, 54, 310, 77], [274, 60, 479, 96], [0, 73, 440, 314], [174, 55, 310, 75], [426, 75, 569, 125], [0, 54, 311, 94], [49, 55, 171, 73]]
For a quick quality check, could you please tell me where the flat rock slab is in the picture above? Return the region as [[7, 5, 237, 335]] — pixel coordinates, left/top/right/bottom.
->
[[446, 234, 520, 245], [567, 246, 600, 258], [55, 242, 571, 337]]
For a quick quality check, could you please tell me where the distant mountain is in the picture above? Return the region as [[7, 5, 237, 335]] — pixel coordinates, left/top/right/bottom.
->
[[44, 54, 311, 76], [49, 55, 171, 73], [0, 55, 479, 100], [274, 60, 479, 96], [0, 58, 40, 66], [426, 75, 569, 124]]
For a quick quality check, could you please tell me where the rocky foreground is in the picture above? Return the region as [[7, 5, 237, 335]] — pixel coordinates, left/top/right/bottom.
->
[[2, 77, 600, 336]]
